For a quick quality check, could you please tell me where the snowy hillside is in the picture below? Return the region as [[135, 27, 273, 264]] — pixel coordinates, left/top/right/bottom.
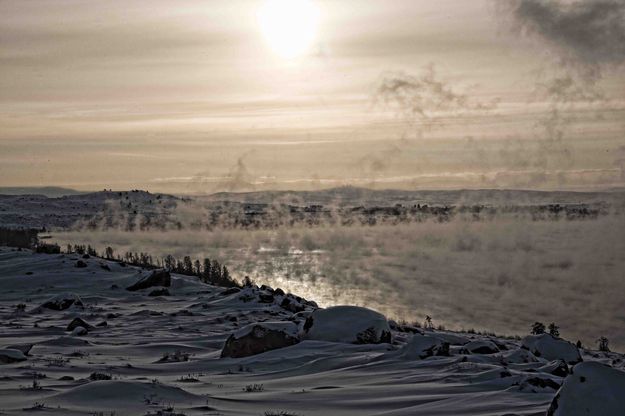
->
[[0, 247, 623, 416], [0, 190, 180, 229]]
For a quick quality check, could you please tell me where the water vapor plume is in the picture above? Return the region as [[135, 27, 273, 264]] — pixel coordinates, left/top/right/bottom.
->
[[503, 0, 625, 79], [375, 65, 498, 138]]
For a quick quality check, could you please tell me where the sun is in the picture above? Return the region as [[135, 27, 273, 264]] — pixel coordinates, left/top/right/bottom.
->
[[257, 0, 320, 59]]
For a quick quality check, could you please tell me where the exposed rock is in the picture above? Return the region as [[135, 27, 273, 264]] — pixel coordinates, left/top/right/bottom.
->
[[75, 260, 88, 268], [96, 321, 108, 327], [40, 293, 84, 311], [400, 334, 450, 360], [148, 288, 170, 297], [280, 297, 305, 313], [126, 269, 171, 291], [66, 317, 93, 332], [460, 340, 500, 354], [522, 334, 582, 365], [302, 306, 392, 344], [258, 291, 274, 303], [0, 349, 27, 364], [221, 322, 300, 358], [547, 362, 625, 415]]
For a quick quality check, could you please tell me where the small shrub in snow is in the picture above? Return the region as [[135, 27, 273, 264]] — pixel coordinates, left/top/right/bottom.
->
[[264, 412, 302, 416], [23, 402, 48, 411], [424, 315, 434, 330], [243, 383, 264, 392], [597, 336, 610, 352], [89, 372, 112, 381], [144, 406, 186, 416], [45, 357, 69, 367], [158, 350, 190, 363], [177, 374, 199, 383]]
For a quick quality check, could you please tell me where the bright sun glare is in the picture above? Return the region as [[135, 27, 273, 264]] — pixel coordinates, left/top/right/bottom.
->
[[258, 0, 320, 59]]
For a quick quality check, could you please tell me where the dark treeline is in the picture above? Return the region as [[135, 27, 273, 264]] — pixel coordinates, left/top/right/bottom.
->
[[0, 227, 39, 249], [0, 228, 240, 289], [67, 243, 240, 288]]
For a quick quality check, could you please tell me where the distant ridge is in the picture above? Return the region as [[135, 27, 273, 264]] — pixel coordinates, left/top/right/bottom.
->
[[0, 186, 86, 198], [200, 186, 625, 206]]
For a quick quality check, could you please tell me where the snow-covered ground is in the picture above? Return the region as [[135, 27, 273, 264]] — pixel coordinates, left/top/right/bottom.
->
[[1, 247, 623, 416]]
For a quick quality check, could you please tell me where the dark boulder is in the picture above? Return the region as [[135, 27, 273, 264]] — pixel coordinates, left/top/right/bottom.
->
[[258, 291, 274, 303], [75, 260, 88, 268], [221, 322, 300, 358], [66, 317, 93, 332], [126, 269, 171, 291]]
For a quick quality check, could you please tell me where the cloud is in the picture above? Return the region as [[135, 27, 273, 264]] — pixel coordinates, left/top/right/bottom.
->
[[504, 0, 625, 76]]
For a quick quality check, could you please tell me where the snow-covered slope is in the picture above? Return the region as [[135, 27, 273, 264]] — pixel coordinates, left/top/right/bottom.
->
[[0, 247, 623, 416]]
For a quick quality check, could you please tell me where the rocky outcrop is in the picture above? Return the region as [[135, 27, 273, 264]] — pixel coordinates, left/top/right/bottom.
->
[[126, 269, 171, 291], [66, 317, 93, 332], [221, 322, 300, 358]]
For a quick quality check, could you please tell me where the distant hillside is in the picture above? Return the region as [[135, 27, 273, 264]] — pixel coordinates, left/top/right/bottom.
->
[[0, 190, 179, 229], [0, 186, 86, 198], [201, 186, 625, 207]]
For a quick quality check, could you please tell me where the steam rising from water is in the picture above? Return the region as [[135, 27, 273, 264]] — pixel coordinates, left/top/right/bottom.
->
[[51, 214, 625, 350]]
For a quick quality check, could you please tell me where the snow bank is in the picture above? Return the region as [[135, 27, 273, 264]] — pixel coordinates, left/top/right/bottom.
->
[[0, 348, 27, 364], [50, 380, 200, 406], [399, 334, 450, 360], [301, 305, 392, 344], [547, 362, 625, 416], [522, 334, 582, 364]]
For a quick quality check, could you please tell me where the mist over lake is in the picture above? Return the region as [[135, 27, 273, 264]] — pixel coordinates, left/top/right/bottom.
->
[[51, 212, 625, 351]]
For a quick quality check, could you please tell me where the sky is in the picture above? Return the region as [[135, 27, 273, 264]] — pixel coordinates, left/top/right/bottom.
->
[[1, 0, 624, 193]]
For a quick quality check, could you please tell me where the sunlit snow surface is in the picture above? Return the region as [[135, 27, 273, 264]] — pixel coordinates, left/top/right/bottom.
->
[[1, 248, 623, 415]]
